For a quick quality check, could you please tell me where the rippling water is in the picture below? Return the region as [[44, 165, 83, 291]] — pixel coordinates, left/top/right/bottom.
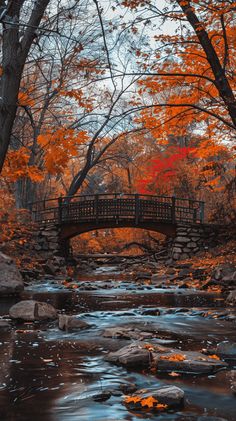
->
[[0, 266, 235, 421]]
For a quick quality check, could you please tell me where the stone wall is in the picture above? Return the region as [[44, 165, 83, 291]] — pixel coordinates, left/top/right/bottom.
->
[[33, 223, 61, 256], [33, 224, 71, 258], [171, 223, 235, 260]]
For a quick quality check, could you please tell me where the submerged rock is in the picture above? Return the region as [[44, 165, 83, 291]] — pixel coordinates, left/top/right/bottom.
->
[[0, 252, 24, 296], [92, 391, 111, 402], [9, 300, 57, 321], [58, 314, 90, 331]]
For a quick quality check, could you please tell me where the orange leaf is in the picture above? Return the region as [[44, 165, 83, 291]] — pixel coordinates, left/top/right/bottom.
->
[[208, 354, 220, 360], [140, 396, 158, 408], [160, 353, 186, 362]]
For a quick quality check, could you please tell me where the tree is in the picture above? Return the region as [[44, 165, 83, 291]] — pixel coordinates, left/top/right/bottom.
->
[[119, 0, 236, 133], [0, 0, 51, 171]]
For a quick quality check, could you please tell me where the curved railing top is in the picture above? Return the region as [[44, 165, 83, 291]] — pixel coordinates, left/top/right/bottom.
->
[[31, 193, 205, 225]]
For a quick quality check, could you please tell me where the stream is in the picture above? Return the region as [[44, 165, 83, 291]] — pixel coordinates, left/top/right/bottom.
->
[[0, 265, 235, 421]]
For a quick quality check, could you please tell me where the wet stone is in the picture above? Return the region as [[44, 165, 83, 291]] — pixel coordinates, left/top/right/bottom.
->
[[213, 341, 236, 358], [124, 385, 184, 410], [197, 417, 228, 421], [103, 327, 154, 341], [105, 343, 150, 368], [0, 319, 11, 328], [119, 383, 138, 394], [0, 252, 24, 296], [226, 290, 236, 305], [106, 343, 228, 374], [93, 391, 111, 402], [58, 314, 91, 331], [9, 300, 58, 321]]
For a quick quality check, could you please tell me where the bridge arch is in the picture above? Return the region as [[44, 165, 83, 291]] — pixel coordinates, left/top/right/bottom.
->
[[32, 193, 206, 259]]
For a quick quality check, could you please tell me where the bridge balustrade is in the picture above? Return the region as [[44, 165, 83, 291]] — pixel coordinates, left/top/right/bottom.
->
[[31, 194, 204, 226]]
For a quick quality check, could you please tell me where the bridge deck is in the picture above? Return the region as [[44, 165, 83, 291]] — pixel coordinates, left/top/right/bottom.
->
[[31, 194, 204, 226]]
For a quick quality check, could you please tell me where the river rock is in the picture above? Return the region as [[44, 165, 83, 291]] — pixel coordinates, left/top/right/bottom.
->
[[197, 417, 228, 421], [106, 343, 227, 374], [0, 252, 24, 296], [0, 319, 11, 328], [103, 327, 154, 340], [213, 341, 236, 358], [212, 264, 236, 283], [124, 385, 184, 410], [58, 314, 90, 331], [152, 349, 228, 374], [226, 290, 236, 305], [135, 272, 151, 280], [105, 343, 150, 368], [9, 300, 57, 321], [151, 385, 184, 407]]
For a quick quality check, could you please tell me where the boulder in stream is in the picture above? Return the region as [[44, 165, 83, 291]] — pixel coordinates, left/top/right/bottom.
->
[[123, 385, 184, 411], [106, 342, 228, 374], [103, 326, 154, 340], [211, 341, 236, 359], [58, 314, 91, 331], [197, 417, 229, 421], [0, 252, 24, 296], [105, 343, 150, 368], [226, 290, 236, 305], [212, 263, 236, 282], [9, 300, 57, 321]]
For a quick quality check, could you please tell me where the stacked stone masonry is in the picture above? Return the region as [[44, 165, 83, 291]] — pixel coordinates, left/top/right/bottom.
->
[[171, 223, 224, 260]]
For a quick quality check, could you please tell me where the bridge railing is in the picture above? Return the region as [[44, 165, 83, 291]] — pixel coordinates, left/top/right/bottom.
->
[[30, 193, 204, 225]]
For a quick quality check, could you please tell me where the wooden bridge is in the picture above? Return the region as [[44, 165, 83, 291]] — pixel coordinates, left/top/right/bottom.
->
[[31, 194, 204, 240]]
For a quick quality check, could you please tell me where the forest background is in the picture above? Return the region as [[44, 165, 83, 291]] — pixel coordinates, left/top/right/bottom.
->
[[0, 0, 235, 254]]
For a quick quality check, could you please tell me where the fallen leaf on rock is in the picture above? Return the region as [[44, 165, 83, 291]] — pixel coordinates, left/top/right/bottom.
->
[[160, 353, 186, 362], [144, 344, 154, 351], [124, 395, 142, 404], [124, 395, 168, 411], [168, 371, 181, 377], [208, 354, 220, 360], [140, 396, 158, 408], [156, 403, 168, 410]]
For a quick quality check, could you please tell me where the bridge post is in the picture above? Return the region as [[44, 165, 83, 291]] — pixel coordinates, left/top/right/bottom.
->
[[200, 201, 205, 223], [58, 197, 62, 224], [95, 194, 99, 224], [171, 196, 176, 224], [135, 194, 140, 225]]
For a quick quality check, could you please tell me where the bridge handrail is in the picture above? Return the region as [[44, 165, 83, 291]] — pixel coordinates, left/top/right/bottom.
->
[[29, 193, 204, 206], [29, 193, 205, 225]]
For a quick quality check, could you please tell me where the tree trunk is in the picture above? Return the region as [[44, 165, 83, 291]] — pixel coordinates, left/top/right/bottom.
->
[[177, 0, 236, 128], [0, 0, 50, 172]]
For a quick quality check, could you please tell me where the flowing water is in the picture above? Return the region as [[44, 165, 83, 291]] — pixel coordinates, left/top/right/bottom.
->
[[0, 265, 235, 421]]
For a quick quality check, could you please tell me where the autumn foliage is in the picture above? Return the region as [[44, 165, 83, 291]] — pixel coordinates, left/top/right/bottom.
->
[[0, 0, 235, 252]]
